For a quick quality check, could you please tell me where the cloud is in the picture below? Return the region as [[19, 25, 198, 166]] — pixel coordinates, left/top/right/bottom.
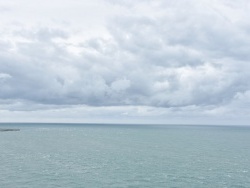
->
[[0, 0, 250, 124], [0, 6, 11, 12]]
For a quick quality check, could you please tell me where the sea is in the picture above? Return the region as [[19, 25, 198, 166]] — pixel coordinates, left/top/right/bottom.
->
[[0, 123, 250, 188]]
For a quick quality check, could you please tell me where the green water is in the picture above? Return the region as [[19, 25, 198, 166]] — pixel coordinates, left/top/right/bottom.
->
[[0, 123, 250, 187]]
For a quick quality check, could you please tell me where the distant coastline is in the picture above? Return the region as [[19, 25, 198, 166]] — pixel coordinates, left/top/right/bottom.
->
[[0, 128, 20, 132]]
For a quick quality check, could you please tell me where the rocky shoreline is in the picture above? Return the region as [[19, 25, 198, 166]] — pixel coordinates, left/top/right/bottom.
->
[[0, 128, 20, 132]]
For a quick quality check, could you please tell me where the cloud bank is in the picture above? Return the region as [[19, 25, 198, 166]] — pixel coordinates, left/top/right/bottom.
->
[[0, 0, 250, 124]]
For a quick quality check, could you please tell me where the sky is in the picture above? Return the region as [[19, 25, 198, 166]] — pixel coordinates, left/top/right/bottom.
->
[[0, 0, 250, 125]]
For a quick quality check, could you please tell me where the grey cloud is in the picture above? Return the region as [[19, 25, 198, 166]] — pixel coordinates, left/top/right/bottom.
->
[[0, 5, 11, 12], [0, 40, 12, 52], [13, 27, 69, 42], [106, 0, 151, 8], [1, 0, 250, 117]]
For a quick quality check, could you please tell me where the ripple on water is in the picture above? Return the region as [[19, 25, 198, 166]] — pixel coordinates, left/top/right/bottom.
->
[[1, 124, 250, 187]]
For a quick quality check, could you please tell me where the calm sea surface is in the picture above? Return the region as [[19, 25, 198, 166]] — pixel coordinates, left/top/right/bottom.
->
[[0, 123, 250, 187]]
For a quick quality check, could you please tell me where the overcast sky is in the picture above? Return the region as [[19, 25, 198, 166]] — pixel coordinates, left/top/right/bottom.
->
[[0, 0, 250, 125]]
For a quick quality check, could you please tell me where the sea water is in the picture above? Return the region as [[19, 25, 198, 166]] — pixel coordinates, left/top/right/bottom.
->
[[0, 123, 250, 188]]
